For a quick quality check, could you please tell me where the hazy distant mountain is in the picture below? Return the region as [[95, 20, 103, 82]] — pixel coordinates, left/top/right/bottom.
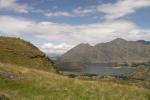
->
[[58, 38, 150, 69]]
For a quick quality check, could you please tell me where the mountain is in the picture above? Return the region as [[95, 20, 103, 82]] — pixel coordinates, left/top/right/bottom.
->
[[58, 38, 150, 69], [0, 36, 55, 71], [0, 36, 149, 99], [1, 37, 149, 100], [137, 40, 150, 45]]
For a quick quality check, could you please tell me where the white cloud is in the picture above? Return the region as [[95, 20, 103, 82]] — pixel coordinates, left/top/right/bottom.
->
[[0, 0, 31, 13], [44, 6, 94, 17], [72, 6, 94, 16], [0, 16, 31, 35], [0, 15, 150, 54], [44, 11, 73, 17], [97, 0, 150, 20], [65, 0, 150, 20], [40, 43, 74, 55], [2, 0, 149, 19]]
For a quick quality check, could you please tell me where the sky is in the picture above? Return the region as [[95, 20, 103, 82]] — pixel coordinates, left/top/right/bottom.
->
[[0, 0, 150, 56]]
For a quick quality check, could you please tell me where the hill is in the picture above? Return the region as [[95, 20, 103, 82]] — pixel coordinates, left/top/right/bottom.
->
[[58, 38, 150, 69], [0, 37, 55, 71], [130, 66, 150, 81], [0, 62, 150, 100], [0, 37, 150, 99]]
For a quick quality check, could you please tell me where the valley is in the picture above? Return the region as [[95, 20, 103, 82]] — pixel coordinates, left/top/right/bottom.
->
[[0, 37, 150, 100], [1, 0, 150, 99]]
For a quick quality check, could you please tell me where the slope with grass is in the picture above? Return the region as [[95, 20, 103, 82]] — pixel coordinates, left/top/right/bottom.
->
[[0, 37, 150, 100], [0, 63, 150, 100], [0, 37, 55, 71]]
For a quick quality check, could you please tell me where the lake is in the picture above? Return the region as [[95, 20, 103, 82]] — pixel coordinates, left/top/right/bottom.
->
[[58, 64, 136, 76], [80, 65, 136, 76]]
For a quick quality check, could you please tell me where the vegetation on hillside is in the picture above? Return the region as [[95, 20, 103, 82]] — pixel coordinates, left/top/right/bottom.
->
[[0, 63, 150, 100], [0, 37, 150, 100], [0, 37, 55, 71]]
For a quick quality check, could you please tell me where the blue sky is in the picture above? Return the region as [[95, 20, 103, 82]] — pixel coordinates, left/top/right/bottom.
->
[[0, 0, 150, 56]]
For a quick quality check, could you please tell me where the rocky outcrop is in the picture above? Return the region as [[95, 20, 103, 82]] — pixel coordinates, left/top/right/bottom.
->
[[0, 93, 10, 100], [0, 70, 20, 80], [0, 37, 55, 71], [22, 51, 45, 58]]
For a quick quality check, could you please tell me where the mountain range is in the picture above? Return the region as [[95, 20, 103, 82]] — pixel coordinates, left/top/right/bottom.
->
[[0, 37, 150, 99], [58, 38, 150, 69]]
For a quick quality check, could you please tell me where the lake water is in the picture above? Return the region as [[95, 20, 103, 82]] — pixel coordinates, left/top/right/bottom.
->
[[80, 65, 136, 76], [59, 64, 137, 76]]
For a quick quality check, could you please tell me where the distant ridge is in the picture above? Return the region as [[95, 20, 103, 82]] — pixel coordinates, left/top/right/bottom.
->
[[137, 40, 150, 45], [58, 38, 150, 69]]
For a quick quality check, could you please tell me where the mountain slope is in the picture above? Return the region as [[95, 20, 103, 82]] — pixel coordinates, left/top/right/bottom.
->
[[0, 62, 150, 100], [0, 37, 150, 99], [0, 37, 55, 71], [59, 38, 150, 68]]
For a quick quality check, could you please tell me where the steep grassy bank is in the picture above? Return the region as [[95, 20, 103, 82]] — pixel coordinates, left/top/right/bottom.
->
[[0, 63, 150, 100], [0, 37, 55, 71]]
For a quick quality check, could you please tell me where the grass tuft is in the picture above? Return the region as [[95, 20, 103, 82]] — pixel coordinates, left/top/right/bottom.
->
[[0, 62, 150, 100]]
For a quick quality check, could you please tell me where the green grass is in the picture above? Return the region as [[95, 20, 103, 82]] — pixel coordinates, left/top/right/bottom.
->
[[0, 37, 150, 100], [0, 37, 55, 71], [0, 63, 150, 100]]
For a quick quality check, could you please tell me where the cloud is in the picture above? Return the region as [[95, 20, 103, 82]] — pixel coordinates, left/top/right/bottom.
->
[[97, 0, 150, 20], [44, 6, 94, 17], [72, 6, 94, 16], [0, 16, 31, 35], [44, 11, 73, 17], [40, 42, 74, 55], [55, 0, 150, 20], [0, 0, 32, 13], [2, 0, 149, 19], [0, 15, 150, 54]]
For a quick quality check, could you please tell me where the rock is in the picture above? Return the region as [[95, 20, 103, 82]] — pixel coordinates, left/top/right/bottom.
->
[[0, 93, 10, 100], [130, 66, 150, 81], [0, 42, 9, 48], [22, 51, 45, 58], [0, 70, 20, 80]]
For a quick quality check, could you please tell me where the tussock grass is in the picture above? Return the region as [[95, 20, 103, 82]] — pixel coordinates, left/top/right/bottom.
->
[[0, 37, 55, 71], [0, 63, 150, 100]]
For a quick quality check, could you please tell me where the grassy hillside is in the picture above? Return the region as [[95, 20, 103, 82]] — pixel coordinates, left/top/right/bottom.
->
[[131, 67, 150, 80], [0, 37, 55, 71], [0, 62, 150, 100], [0, 37, 150, 100]]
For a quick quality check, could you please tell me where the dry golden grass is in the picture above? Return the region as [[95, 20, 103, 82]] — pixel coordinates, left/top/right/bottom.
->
[[0, 62, 150, 100]]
